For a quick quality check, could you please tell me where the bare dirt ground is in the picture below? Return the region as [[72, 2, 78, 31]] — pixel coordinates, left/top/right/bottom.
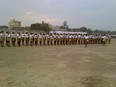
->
[[0, 39, 116, 87]]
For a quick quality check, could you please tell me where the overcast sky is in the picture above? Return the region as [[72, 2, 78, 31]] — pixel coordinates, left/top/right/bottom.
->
[[0, 0, 116, 30]]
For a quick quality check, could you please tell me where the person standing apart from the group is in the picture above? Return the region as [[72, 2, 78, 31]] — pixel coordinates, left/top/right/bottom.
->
[[101, 34, 107, 46], [107, 34, 111, 44]]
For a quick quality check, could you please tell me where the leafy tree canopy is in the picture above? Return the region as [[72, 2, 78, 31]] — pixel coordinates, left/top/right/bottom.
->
[[30, 21, 51, 32]]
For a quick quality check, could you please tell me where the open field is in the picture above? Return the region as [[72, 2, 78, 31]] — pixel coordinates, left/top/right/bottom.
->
[[0, 39, 116, 87]]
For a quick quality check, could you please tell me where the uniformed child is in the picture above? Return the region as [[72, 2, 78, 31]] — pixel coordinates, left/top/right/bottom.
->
[[0, 31, 5, 47], [60, 34, 63, 45], [38, 33, 42, 45], [108, 34, 111, 44], [42, 33, 46, 46], [6, 32, 11, 47], [68, 34, 71, 45], [62, 33, 65, 45], [34, 33, 38, 46], [17, 32, 22, 46], [11, 32, 17, 47], [67, 33, 70, 45], [75, 34, 78, 45], [46, 33, 50, 45], [78, 34, 81, 44], [25, 32, 29, 46], [71, 34, 75, 45], [105, 34, 110, 44], [49, 33, 53, 45], [29, 32, 34, 46], [53, 33, 57, 45], [81, 34, 85, 44], [101, 34, 107, 46], [56, 33, 59, 45], [21, 32, 25, 45], [63, 33, 67, 45], [73, 34, 77, 45], [84, 34, 89, 47]]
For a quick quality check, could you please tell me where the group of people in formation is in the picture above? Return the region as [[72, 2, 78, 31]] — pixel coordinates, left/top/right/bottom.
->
[[0, 31, 111, 47]]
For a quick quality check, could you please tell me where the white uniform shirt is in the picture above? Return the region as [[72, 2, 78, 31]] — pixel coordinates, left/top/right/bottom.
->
[[21, 34, 25, 38], [84, 35, 89, 39], [46, 34, 50, 38], [50, 35, 53, 39], [0, 33, 4, 37], [11, 34, 16, 38], [38, 34, 42, 38], [30, 34, 34, 38], [25, 34, 29, 38], [78, 35, 82, 38], [6, 33, 11, 38], [102, 36, 107, 41], [17, 34, 22, 39], [34, 35, 38, 38]]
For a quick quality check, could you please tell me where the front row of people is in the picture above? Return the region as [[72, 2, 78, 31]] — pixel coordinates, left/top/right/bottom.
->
[[0, 31, 111, 47]]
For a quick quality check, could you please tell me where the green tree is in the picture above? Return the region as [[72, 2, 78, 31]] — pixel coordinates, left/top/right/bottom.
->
[[80, 27, 87, 32], [30, 23, 42, 30], [41, 21, 51, 32], [30, 22, 51, 32]]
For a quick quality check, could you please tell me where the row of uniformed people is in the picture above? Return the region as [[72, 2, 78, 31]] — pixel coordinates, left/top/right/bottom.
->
[[0, 31, 111, 47]]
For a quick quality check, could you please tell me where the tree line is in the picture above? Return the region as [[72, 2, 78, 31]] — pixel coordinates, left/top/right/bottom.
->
[[0, 21, 116, 35], [68, 27, 116, 35]]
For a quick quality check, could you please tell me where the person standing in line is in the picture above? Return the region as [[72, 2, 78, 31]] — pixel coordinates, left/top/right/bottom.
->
[[46, 33, 50, 46], [0, 31, 5, 47], [98, 34, 102, 44], [17, 32, 22, 46], [69, 34, 71, 45], [25, 32, 29, 46], [84, 34, 89, 47], [49, 33, 53, 45], [63, 33, 67, 45], [75, 34, 78, 45], [34, 33, 39, 46], [74, 34, 77, 45], [60, 33, 63, 45], [53, 33, 57, 45], [21, 32, 25, 45], [78, 34, 81, 44], [38, 33, 42, 46], [62, 33, 65, 45], [56, 33, 60, 45], [29, 32, 34, 46], [70, 34, 73, 45], [6, 32, 11, 47], [42, 33, 47, 46], [67, 33, 70, 45], [11, 32, 17, 47]]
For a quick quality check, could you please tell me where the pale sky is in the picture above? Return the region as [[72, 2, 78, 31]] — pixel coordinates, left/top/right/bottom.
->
[[0, 0, 116, 30]]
